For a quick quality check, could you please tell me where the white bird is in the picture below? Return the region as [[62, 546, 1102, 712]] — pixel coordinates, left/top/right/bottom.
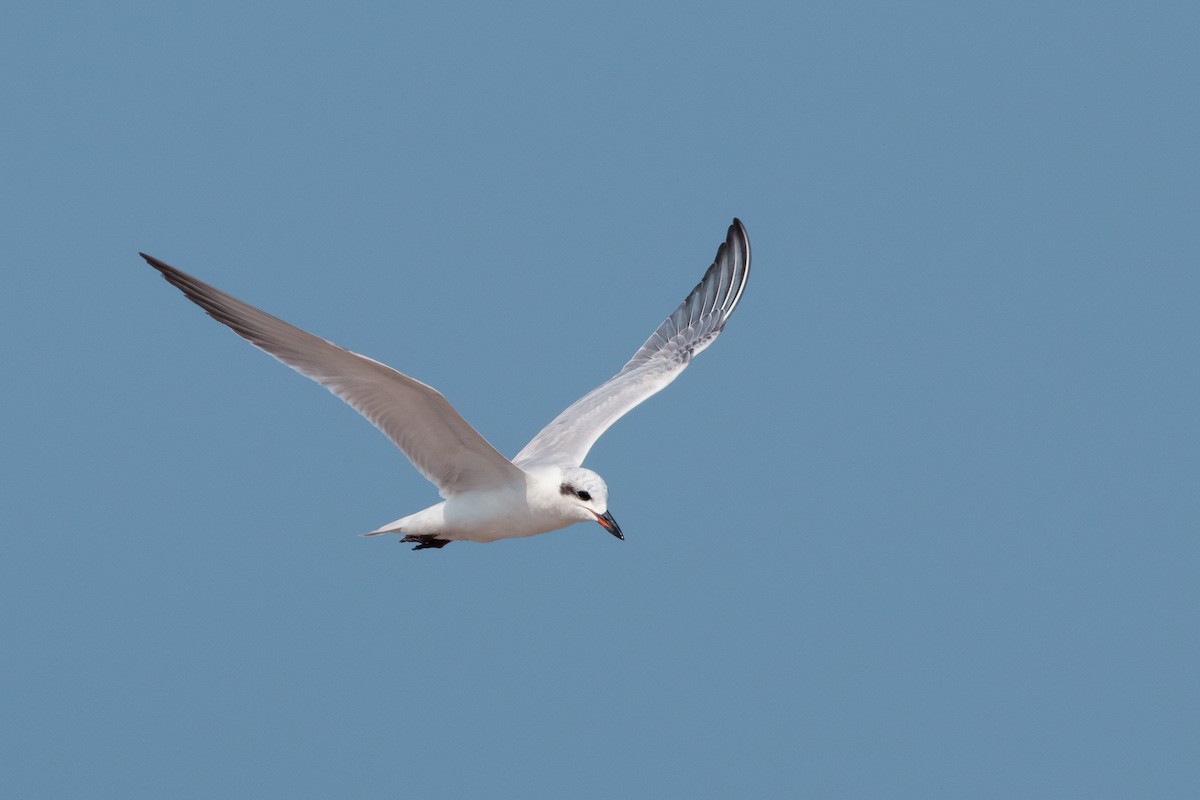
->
[[142, 219, 750, 550]]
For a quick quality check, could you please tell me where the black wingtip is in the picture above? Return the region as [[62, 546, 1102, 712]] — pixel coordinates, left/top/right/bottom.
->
[[140, 252, 170, 272]]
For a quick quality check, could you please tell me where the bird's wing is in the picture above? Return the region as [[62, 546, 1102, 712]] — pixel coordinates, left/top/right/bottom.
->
[[142, 254, 525, 497], [513, 219, 750, 469]]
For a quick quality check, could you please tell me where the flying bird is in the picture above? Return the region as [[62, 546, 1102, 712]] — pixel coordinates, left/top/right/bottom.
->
[[142, 219, 750, 550]]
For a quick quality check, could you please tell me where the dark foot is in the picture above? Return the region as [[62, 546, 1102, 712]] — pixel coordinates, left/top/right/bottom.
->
[[401, 534, 452, 551]]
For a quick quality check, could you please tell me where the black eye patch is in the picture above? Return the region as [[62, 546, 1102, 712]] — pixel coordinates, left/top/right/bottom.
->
[[559, 483, 592, 502]]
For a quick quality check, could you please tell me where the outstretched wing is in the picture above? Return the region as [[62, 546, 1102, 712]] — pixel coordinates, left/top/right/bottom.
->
[[142, 254, 525, 496], [513, 219, 750, 469]]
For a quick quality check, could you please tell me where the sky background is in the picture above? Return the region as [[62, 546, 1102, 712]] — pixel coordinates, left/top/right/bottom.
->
[[2, 1, 1198, 797]]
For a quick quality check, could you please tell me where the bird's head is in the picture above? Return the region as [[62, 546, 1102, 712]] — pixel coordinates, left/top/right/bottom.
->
[[558, 467, 622, 540]]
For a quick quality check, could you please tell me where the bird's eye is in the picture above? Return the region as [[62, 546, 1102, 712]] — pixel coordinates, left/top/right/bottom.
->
[[576, 490, 592, 502]]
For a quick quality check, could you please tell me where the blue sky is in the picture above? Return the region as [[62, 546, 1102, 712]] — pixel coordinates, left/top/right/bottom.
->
[[2, 1, 1198, 797]]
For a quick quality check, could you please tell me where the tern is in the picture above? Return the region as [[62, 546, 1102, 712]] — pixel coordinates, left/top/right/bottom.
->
[[142, 219, 750, 550]]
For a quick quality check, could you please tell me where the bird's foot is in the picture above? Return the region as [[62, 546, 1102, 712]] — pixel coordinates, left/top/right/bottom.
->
[[401, 534, 452, 551]]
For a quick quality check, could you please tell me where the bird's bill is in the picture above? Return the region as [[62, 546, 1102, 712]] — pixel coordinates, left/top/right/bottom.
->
[[593, 510, 624, 540]]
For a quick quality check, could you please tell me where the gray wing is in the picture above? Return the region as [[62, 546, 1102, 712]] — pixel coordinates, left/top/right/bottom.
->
[[142, 254, 525, 497], [513, 219, 751, 469]]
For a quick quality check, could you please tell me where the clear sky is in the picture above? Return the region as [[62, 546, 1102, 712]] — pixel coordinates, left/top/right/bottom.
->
[[2, 1, 1198, 797]]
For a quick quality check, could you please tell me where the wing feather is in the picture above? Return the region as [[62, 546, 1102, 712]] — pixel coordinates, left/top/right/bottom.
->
[[141, 254, 524, 496], [513, 219, 750, 468]]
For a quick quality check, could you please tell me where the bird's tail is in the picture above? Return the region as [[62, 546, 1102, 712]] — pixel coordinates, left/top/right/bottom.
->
[[360, 516, 406, 537]]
